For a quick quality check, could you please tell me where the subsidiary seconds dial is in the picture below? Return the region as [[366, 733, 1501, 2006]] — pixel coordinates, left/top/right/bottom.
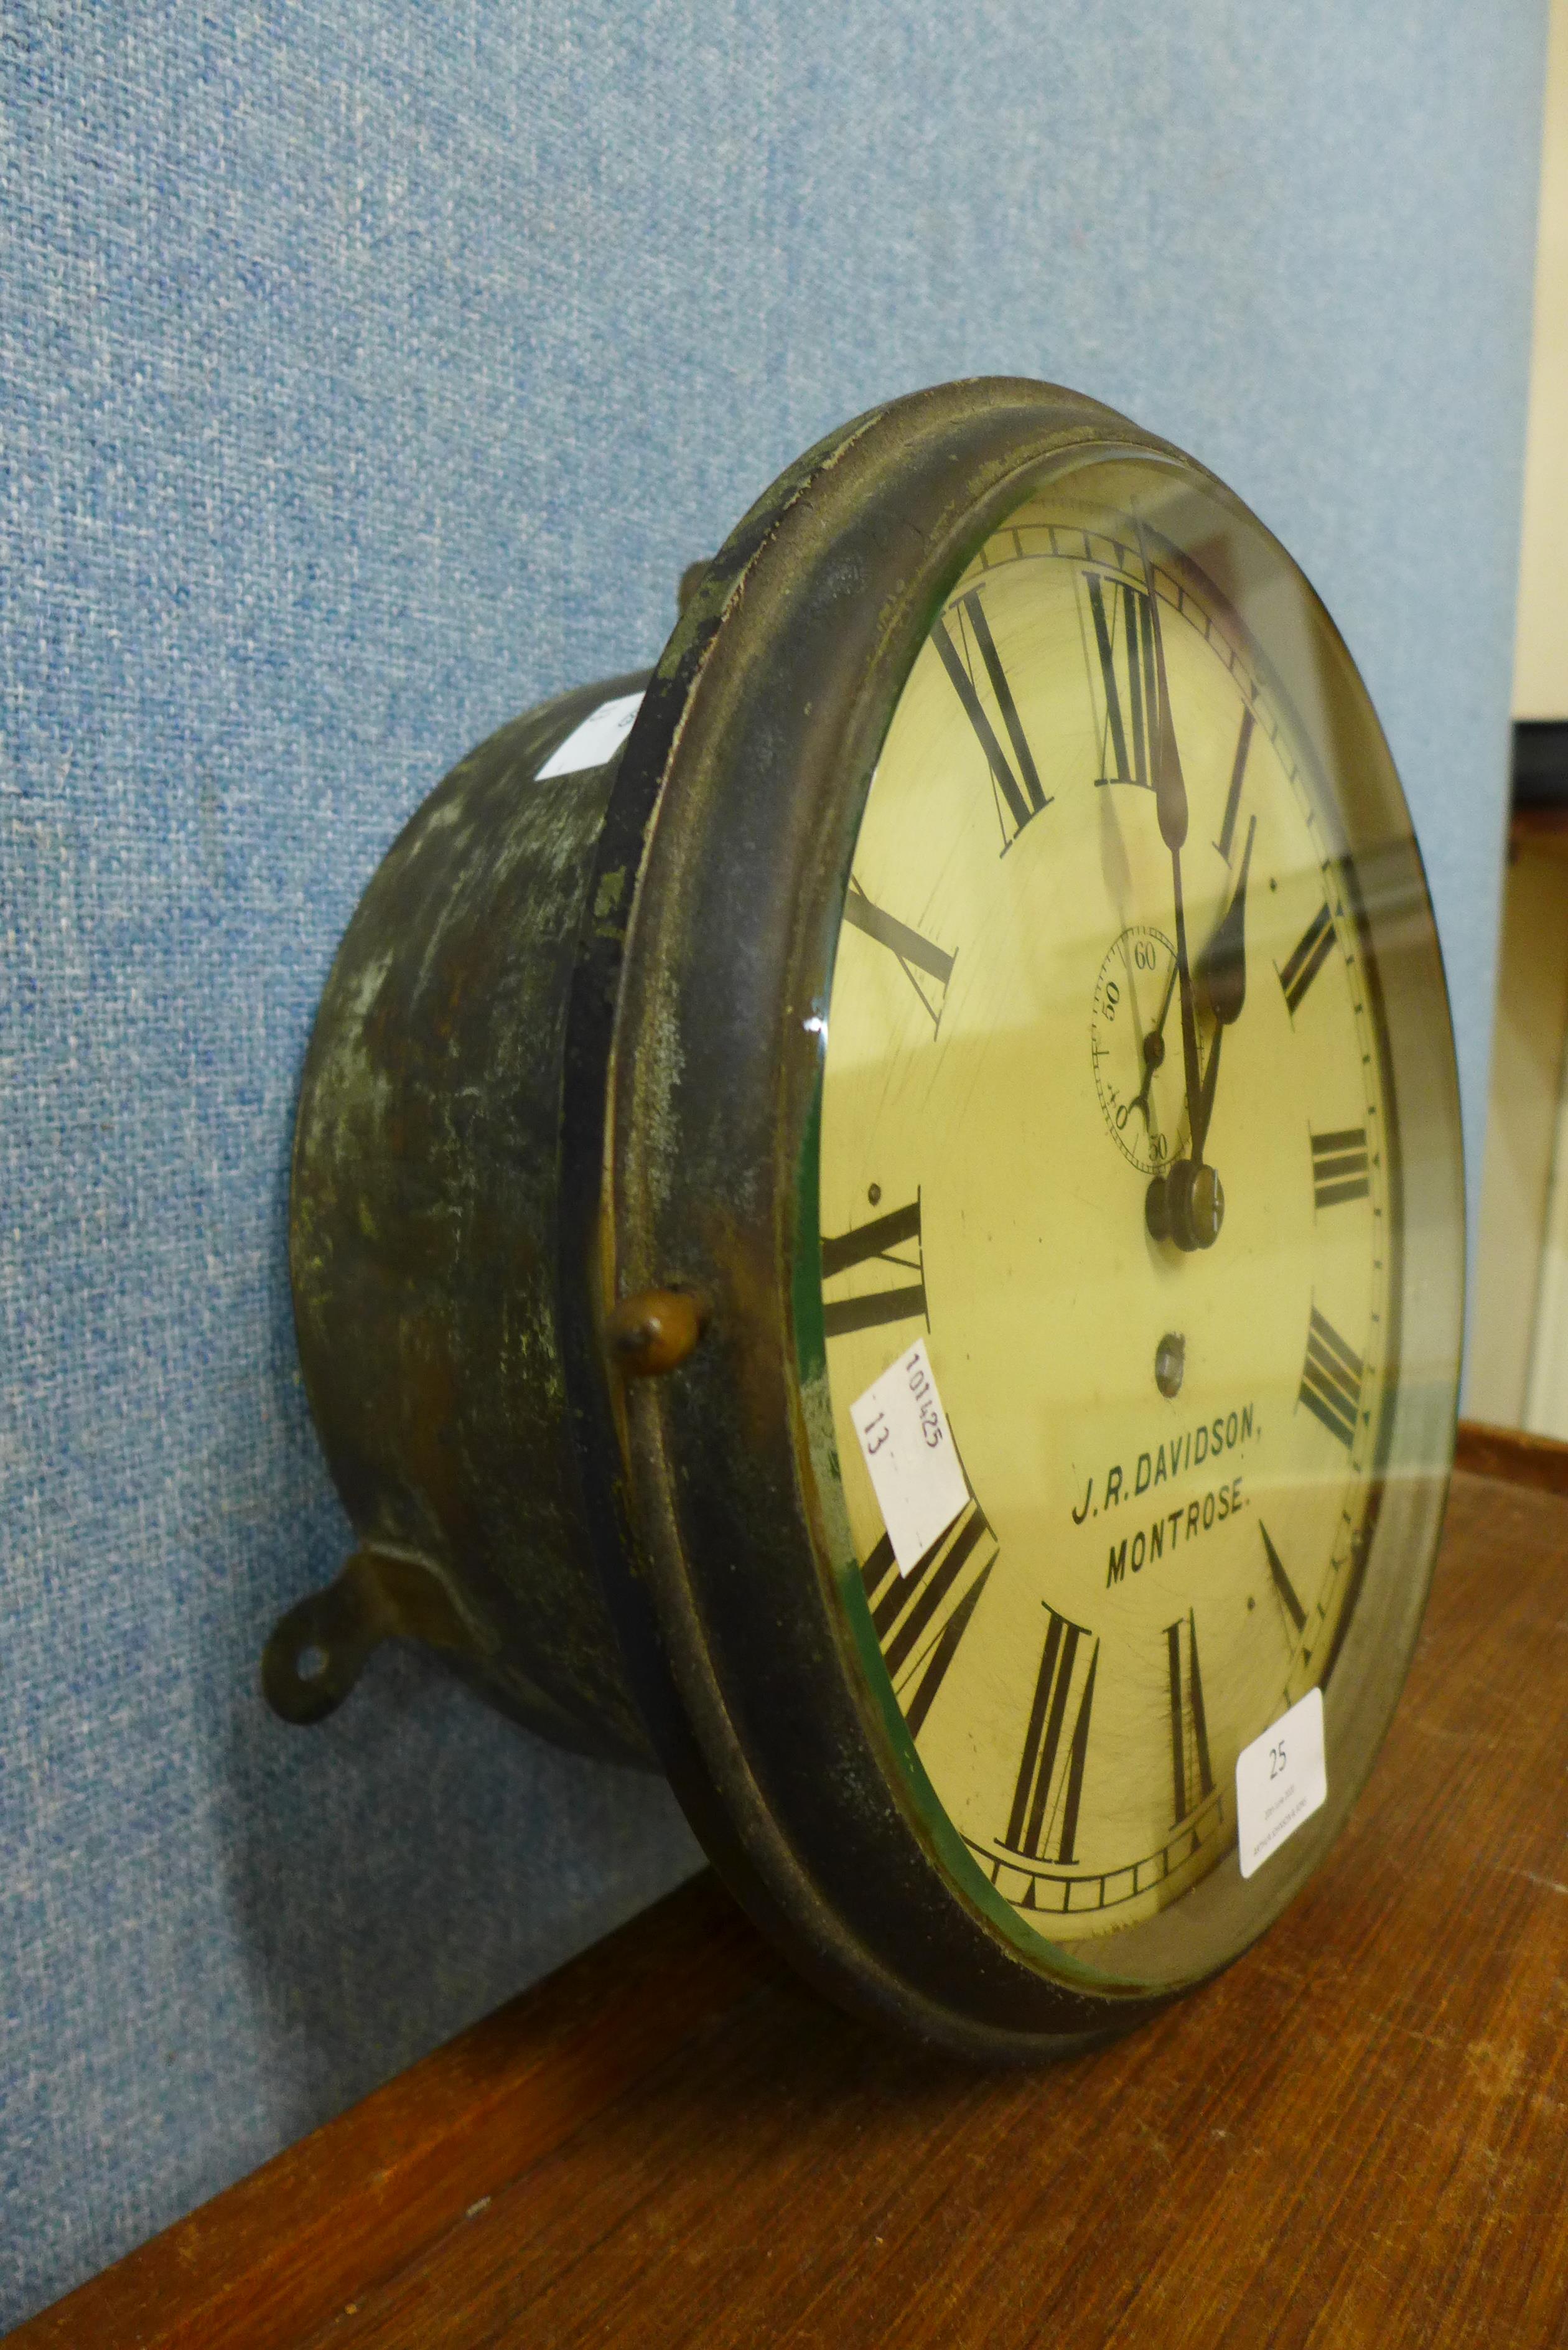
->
[[1090, 925, 1182, 1174]]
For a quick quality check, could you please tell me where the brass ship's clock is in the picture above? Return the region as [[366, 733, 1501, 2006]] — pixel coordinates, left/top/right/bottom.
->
[[266, 378, 1463, 2057]]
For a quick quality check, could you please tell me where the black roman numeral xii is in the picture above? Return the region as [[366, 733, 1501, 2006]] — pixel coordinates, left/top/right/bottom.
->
[[1086, 572, 1155, 789]]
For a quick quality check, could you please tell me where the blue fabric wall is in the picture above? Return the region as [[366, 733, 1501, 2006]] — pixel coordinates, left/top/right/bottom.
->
[[0, 1, 1544, 2322]]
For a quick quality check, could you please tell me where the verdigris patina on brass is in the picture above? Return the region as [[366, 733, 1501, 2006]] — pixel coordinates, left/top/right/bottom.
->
[[273, 670, 656, 1763]]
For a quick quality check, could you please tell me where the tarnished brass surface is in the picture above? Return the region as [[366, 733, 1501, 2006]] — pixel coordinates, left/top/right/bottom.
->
[[261, 1547, 490, 1725], [284, 673, 655, 1766], [605, 1289, 706, 1377]]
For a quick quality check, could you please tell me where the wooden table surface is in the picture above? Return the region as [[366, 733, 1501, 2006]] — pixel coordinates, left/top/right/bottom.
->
[[16, 1435, 1568, 2349]]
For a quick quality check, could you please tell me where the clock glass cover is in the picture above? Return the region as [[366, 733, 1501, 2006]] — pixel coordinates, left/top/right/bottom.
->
[[812, 451, 1445, 1975]]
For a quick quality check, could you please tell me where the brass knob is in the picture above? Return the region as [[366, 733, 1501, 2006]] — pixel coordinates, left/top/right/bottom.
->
[[605, 1288, 706, 1376], [1146, 1161, 1225, 1252]]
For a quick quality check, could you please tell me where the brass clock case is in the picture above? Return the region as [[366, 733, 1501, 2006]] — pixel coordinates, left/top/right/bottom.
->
[[273, 379, 1463, 2059]]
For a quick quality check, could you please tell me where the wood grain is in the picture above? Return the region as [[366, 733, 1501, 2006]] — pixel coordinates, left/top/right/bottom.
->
[[1455, 1417, 1568, 1497], [1511, 805, 1568, 861], [16, 1440, 1568, 2349], [4, 1878, 776, 2350]]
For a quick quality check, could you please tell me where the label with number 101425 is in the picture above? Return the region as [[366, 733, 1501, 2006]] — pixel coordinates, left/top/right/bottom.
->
[[849, 1338, 968, 1578]]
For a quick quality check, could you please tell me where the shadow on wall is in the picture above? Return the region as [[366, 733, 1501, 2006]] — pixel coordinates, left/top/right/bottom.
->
[[209, 1147, 702, 2144], [218, 1644, 698, 2130]]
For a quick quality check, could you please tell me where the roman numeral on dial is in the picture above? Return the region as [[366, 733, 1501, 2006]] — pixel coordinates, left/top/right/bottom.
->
[[1299, 1306, 1365, 1450], [933, 590, 1050, 850], [1085, 571, 1156, 789], [1279, 903, 1335, 1015], [1260, 1520, 1308, 1639], [1215, 706, 1256, 863], [842, 876, 954, 1031], [1002, 1606, 1099, 1866], [821, 1197, 927, 1339], [1166, 1609, 1214, 1827], [1311, 1126, 1371, 1209], [861, 1499, 998, 1740]]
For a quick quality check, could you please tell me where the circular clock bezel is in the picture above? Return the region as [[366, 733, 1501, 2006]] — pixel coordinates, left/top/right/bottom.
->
[[559, 379, 1463, 2057]]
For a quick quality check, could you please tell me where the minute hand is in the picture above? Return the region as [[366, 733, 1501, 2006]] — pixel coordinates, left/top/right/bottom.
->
[[1141, 539, 1205, 1161], [1192, 813, 1256, 1162]]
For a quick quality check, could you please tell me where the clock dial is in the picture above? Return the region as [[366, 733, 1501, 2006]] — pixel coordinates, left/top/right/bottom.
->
[[818, 467, 1396, 1944]]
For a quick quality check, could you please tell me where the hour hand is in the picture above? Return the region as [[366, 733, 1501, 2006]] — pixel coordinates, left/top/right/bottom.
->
[[1137, 525, 1203, 1162], [1198, 813, 1255, 1025], [1192, 814, 1256, 1158], [1139, 525, 1188, 853]]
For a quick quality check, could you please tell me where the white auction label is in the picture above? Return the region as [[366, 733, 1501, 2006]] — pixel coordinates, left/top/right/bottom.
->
[[1235, 1686, 1327, 1879], [849, 1339, 968, 1578], [537, 690, 645, 778]]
